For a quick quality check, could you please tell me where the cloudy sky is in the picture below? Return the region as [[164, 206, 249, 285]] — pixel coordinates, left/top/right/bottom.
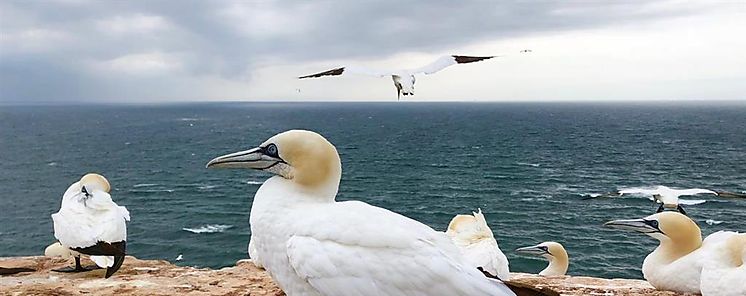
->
[[1, 0, 745, 103]]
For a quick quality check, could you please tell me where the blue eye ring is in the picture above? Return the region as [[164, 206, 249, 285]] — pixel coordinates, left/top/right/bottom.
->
[[264, 143, 278, 157]]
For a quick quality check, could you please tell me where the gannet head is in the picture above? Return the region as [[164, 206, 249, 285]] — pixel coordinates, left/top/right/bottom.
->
[[515, 242, 569, 276], [79, 173, 110, 194], [206, 130, 342, 196], [446, 209, 494, 244], [605, 212, 702, 260]]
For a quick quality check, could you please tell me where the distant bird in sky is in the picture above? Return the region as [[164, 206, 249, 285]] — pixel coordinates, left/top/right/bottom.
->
[[298, 55, 497, 100]]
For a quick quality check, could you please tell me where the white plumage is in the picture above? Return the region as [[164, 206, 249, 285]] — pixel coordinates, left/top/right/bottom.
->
[[700, 232, 746, 296], [446, 209, 510, 280], [51, 174, 129, 277], [298, 55, 498, 100], [207, 130, 515, 296], [605, 212, 743, 294], [618, 185, 716, 208]]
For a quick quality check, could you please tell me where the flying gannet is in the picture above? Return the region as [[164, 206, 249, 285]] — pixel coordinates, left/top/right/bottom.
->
[[604, 212, 742, 294], [206, 130, 517, 296], [298, 55, 497, 100], [446, 209, 510, 280], [586, 186, 718, 215], [51, 173, 130, 278], [515, 242, 568, 276]]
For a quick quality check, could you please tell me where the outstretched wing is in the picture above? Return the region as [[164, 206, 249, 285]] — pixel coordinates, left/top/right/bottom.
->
[[677, 188, 717, 196], [299, 66, 390, 79], [679, 199, 707, 205], [410, 55, 496, 75]]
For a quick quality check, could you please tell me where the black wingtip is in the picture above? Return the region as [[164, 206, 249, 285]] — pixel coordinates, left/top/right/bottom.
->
[[105, 255, 126, 278]]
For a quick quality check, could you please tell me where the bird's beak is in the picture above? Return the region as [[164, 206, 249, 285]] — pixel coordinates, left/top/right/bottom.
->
[[206, 147, 283, 170], [604, 218, 661, 234], [515, 245, 549, 256]]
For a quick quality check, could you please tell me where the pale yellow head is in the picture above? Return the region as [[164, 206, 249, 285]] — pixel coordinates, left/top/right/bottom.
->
[[79, 173, 111, 193], [516, 241, 569, 276], [446, 209, 493, 243], [605, 212, 702, 261], [207, 130, 342, 197]]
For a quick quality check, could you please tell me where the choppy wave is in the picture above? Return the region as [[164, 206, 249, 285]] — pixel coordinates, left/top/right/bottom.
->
[[246, 180, 264, 185], [516, 162, 541, 167], [133, 183, 158, 188], [705, 219, 723, 225], [182, 224, 233, 234]]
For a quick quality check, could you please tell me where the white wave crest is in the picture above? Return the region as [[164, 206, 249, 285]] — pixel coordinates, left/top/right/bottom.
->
[[182, 224, 233, 234], [246, 180, 264, 185], [705, 219, 723, 225], [133, 183, 158, 188]]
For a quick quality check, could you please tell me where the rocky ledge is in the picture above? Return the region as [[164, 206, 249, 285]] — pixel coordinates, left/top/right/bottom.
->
[[1, 256, 692, 296]]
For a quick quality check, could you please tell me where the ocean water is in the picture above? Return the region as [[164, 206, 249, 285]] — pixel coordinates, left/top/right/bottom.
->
[[1, 102, 745, 280]]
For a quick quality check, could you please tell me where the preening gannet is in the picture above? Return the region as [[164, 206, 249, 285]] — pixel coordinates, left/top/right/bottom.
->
[[446, 209, 510, 280], [604, 212, 742, 294], [515, 242, 568, 276], [51, 173, 130, 278], [298, 55, 496, 100], [206, 130, 517, 296]]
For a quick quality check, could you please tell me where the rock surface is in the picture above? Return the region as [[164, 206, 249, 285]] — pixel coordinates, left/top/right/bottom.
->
[[0, 256, 695, 296]]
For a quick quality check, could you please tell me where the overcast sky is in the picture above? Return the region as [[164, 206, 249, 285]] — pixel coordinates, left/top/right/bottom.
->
[[1, 0, 745, 103]]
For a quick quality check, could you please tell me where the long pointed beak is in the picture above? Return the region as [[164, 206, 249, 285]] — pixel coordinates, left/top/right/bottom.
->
[[515, 245, 549, 256], [604, 218, 661, 234], [206, 147, 282, 169]]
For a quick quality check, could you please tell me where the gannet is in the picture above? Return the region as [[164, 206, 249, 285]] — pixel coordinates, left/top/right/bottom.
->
[[515, 242, 568, 276], [587, 186, 717, 214], [700, 233, 746, 296], [51, 173, 130, 278], [604, 212, 741, 294], [206, 130, 516, 296], [446, 209, 510, 280], [298, 55, 496, 100]]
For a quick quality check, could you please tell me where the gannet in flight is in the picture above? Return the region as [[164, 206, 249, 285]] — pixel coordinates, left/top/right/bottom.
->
[[298, 55, 497, 100], [586, 186, 718, 215], [51, 173, 129, 278], [206, 130, 517, 296], [446, 209, 510, 280], [515, 242, 569, 276], [604, 212, 742, 294]]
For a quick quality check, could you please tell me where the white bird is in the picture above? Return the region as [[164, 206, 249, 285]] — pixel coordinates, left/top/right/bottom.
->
[[51, 173, 129, 278], [446, 209, 510, 280], [700, 233, 746, 296], [618, 186, 717, 214], [206, 130, 517, 296], [515, 242, 568, 276], [298, 55, 497, 100], [175, 254, 183, 261], [604, 212, 742, 294]]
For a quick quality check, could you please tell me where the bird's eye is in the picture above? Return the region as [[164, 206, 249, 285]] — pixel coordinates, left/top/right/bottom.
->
[[646, 219, 659, 229], [264, 144, 278, 157]]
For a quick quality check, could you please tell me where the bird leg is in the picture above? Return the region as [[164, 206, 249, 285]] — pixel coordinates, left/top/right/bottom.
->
[[656, 204, 664, 213], [52, 256, 95, 273], [676, 205, 687, 215]]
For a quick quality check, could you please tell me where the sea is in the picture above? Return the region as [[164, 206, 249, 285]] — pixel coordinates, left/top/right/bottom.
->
[[1, 101, 744, 280]]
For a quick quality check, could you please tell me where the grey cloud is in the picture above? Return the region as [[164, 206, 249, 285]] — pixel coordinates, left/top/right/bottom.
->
[[0, 0, 701, 102]]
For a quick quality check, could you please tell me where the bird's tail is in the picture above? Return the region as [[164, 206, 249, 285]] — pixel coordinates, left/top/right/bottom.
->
[[478, 267, 559, 296]]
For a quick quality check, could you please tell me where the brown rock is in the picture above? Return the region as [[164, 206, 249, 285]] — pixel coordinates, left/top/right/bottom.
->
[[1, 256, 696, 296]]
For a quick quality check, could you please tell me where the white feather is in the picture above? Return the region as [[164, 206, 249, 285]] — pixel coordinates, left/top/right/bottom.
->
[[446, 209, 510, 280], [251, 177, 515, 296]]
